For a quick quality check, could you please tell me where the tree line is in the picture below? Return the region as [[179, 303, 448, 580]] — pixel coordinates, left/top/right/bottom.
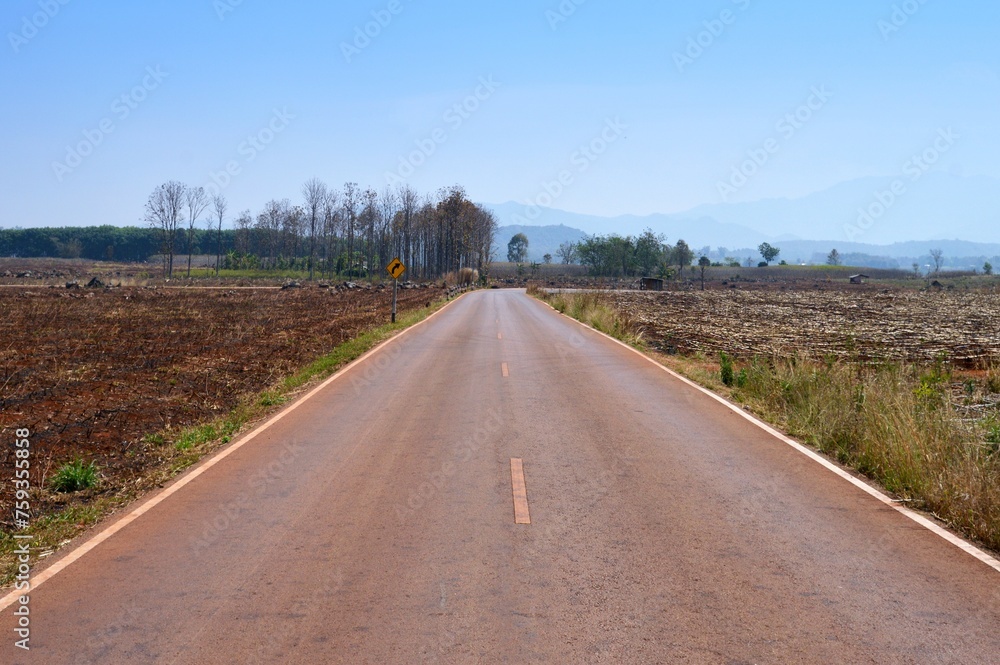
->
[[144, 181, 497, 280], [532, 230, 699, 278], [0, 225, 197, 262], [536, 232, 791, 277]]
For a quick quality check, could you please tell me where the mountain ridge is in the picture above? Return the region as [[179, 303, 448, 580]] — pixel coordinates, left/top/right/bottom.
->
[[487, 171, 1000, 248]]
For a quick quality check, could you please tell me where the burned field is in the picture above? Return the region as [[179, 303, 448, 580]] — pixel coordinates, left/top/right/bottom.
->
[[613, 288, 1000, 366], [0, 285, 438, 527]]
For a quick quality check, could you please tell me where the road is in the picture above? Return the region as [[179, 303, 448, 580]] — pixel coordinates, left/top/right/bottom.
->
[[2, 289, 998, 663]]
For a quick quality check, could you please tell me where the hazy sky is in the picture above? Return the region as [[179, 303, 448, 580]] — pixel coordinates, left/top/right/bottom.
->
[[2, 0, 998, 228]]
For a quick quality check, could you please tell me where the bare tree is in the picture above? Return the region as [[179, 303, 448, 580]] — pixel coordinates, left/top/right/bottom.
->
[[280, 202, 302, 264], [185, 186, 209, 277], [341, 183, 359, 276], [302, 178, 328, 280], [930, 248, 944, 274], [361, 187, 379, 281], [396, 184, 419, 276], [211, 194, 227, 276], [557, 241, 578, 265], [234, 210, 252, 257], [473, 206, 498, 280], [144, 181, 186, 277], [379, 186, 398, 273], [257, 199, 286, 269], [321, 189, 340, 278]]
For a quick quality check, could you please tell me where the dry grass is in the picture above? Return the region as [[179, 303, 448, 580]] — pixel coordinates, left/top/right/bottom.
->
[[441, 268, 480, 287], [724, 357, 1000, 549], [534, 288, 643, 346]]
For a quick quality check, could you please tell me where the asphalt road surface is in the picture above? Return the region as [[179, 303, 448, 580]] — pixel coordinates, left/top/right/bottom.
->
[[3, 290, 998, 664]]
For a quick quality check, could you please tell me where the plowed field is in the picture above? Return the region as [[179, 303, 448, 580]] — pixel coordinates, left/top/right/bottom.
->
[[612, 289, 1000, 365], [0, 285, 438, 526]]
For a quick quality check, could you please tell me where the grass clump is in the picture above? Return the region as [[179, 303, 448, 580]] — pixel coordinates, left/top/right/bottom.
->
[[175, 424, 218, 451], [50, 459, 99, 493], [720, 352, 746, 387]]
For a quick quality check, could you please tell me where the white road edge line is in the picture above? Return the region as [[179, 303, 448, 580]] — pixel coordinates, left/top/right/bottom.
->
[[535, 293, 1000, 575], [0, 294, 468, 612]]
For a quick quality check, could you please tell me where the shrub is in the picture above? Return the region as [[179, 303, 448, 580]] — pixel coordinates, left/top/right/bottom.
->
[[720, 352, 735, 387], [51, 459, 99, 493], [986, 420, 1000, 449], [986, 367, 1000, 394]]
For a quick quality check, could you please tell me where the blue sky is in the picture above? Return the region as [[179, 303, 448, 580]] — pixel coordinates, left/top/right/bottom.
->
[[2, 0, 998, 229]]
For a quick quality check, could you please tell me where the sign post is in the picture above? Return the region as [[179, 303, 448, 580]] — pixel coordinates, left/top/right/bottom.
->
[[385, 258, 406, 323]]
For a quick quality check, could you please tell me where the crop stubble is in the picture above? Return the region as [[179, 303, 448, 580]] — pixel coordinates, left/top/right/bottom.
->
[[613, 289, 1000, 366], [0, 286, 435, 526]]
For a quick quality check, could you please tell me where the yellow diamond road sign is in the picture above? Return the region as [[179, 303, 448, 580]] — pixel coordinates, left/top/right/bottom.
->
[[386, 258, 406, 280]]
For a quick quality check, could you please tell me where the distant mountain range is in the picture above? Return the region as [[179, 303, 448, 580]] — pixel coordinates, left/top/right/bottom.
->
[[488, 172, 1000, 269]]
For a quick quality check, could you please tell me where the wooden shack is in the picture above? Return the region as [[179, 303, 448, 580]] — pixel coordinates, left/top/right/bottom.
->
[[639, 277, 664, 291]]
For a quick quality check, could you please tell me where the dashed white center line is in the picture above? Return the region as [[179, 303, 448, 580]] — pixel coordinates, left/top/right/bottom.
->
[[510, 458, 531, 525]]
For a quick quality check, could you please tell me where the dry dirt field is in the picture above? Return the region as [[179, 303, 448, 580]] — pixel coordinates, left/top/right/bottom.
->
[[612, 288, 1000, 366], [0, 284, 439, 527]]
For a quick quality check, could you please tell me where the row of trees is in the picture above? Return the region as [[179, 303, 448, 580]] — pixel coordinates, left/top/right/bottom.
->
[[533, 233, 789, 277], [542, 231, 694, 278], [0, 226, 179, 261], [827, 247, 993, 275], [144, 181, 497, 280]]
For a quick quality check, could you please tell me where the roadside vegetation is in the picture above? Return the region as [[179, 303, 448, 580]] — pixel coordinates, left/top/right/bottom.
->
[[529, 286, 643, 346], [531, 287, 1000, 553]]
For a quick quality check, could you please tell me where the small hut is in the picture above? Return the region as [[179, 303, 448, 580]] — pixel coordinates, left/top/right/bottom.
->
[[639, 277, 664, 291], [849, 274, 870, 284]]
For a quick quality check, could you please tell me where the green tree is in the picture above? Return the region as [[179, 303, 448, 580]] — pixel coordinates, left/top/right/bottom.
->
[[758, 242, 780, 265], [672, 239, 694, 274], [507, 233, 529, 263], [634, 228, 666, 276], [543, 253, 552, 264], [698, 255, 711, 290], [826, 248, 841, 266], [608, 235, 637, 276], [985, 261, 994, 276]]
